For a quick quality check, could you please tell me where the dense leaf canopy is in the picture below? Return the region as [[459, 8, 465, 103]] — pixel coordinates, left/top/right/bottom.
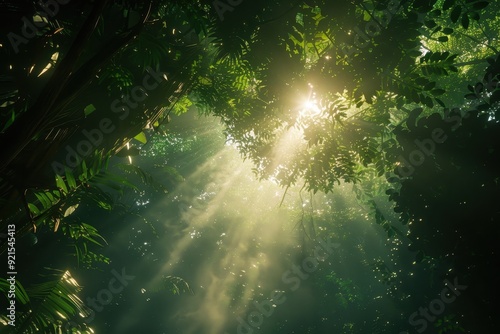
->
[[0, 0, 499, 333]]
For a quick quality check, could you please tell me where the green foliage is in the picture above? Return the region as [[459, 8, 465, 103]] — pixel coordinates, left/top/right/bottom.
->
[[126, 30, 170, 70], [435, 314, 465, 333], [116, 163, 169, 193], [185, 0, 479, 194], [325, 271, 361, 307], [171, 95, 193, 116], [1, 1, 500, 331], [352, 171, 403, 239], [23, 150, 148, 267], [0, 270, 88, 334], [26, 151, 113, 227], [97, 64, 134, 96], [443, 0, 490, 27], [285, 5, 332, 65], [64, 220, 110, 269], [0, 278, 30, 305], [150, 275, 193, 295], [419, 51, 459, 76]]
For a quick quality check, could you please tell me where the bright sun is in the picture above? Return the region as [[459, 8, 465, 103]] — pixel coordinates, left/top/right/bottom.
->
[[302, 99, 318, 110], [299, 83, 321, 118]]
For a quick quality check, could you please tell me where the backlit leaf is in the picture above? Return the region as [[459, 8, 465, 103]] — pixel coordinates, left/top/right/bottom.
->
[[134, 132, 147, 144], [450, 5, 461, 22]]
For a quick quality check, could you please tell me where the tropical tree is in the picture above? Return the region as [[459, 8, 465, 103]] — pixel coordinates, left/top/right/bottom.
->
[[1, 0, 499, 332]]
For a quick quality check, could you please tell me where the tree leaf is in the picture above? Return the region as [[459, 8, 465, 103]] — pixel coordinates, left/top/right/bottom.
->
[[442, 27, 454, 34], [63, 204, 79, 217], [424, 81, 436, 90], [443, 0, 454, 10], [35, 192, 51, 209], [473, 1, 489, 10], [425, 20, 437, 28], [65, 168, 77, 189], [79, 160, 88, 181], [134, 131, 148, 144], [450, 5, 461, 23], [83, 104, 96, 116], [435, 98, 446, 107], [431, 89, 446, 96], [461, 13, 469, 29], [56, 175, 68, 194], [28, 203, 40, 215]]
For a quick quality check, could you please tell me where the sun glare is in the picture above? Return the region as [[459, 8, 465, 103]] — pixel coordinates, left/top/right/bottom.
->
[[302, 99, 317, 110], [299, 83, 321, 118], [300, 99, 321, 117]]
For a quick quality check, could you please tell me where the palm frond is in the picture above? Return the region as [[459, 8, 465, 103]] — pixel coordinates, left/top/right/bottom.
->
[[1, 270, 89, 334]]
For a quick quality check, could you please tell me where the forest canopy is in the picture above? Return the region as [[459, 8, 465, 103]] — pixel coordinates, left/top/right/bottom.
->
[[0, 0, 499, 333]]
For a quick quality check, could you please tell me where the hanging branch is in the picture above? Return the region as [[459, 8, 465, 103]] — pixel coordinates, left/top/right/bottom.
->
[[0, 0, 112, 171]]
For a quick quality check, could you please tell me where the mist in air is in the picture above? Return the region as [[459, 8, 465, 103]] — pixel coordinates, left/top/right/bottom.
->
[[74, 111, 394, 334]]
